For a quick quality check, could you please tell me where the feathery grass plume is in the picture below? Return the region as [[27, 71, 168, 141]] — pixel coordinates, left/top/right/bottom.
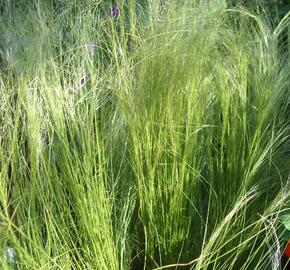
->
[[118, 1, 290, 268], [0, 0, 289, 269]]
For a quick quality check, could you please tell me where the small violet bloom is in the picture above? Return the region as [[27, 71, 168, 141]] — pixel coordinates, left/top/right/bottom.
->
[[127, 41, 133, 52], [110, 4, 120, 18]]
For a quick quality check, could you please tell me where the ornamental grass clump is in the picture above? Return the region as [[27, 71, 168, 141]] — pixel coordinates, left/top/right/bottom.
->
[[0, 1, 289, 269], [116, 2, 290, 269]]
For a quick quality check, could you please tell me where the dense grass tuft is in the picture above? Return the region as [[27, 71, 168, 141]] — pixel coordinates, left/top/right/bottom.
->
[[0, 1, 290, 269]]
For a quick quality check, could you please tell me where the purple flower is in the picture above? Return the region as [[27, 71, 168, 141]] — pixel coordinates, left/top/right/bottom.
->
[[127, 41, 133, 52], [110, 4, 120, 18]]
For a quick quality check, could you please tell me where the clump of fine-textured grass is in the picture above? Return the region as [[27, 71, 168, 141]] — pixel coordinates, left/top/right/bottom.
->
[[0, 1, 289, 269]]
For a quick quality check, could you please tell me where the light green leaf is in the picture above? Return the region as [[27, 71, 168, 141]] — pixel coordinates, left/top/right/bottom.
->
[[280, 214, 290, 231]]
